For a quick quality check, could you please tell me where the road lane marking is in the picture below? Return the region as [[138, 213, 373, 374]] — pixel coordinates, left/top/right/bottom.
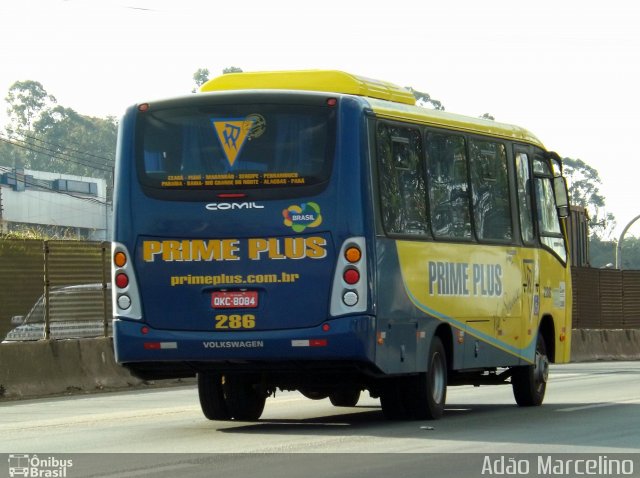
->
[[557, 397, 640, 412], [95, 463, 198, 478]]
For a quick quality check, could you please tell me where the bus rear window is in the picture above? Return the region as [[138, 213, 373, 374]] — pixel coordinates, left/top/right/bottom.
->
[[136, 103, 336, 198]]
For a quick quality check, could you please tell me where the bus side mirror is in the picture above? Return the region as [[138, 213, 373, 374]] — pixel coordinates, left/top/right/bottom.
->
[[554, 176, 570, 218]]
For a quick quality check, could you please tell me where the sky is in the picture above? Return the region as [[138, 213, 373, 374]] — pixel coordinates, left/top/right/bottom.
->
[[1, 0, 639, 239]]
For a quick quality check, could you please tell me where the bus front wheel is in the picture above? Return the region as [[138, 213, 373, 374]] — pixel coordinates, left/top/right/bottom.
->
[[512, 333, 549, 406]]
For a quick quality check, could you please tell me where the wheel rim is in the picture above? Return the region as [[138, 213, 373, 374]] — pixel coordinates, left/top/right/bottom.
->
[[430, 351, 445, 403], [534, 349, 549, 386]]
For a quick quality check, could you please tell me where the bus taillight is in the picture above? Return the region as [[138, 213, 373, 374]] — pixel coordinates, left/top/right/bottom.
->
[[114, 251, 127, 267], [330, 237, 368, 316], [115, 273, 129, 289], [345, 246, 361, 263], [342, 291, 359, 307], [112, 243, 142, 319], [116, 295, 131, 310], [343, 268, 360, 285]]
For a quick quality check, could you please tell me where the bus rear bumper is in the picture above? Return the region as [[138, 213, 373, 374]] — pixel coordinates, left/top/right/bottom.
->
[[113, 315, 377, 367]]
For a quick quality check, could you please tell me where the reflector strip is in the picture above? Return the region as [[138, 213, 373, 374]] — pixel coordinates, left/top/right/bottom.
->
[[144, 342, 178, 350], [291, 339, 327, 347]]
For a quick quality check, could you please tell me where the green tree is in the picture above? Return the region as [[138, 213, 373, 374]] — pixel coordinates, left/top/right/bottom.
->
[[1, 81, 117, 194], [562, 157, 615, 239], [191, 68, 210, 93], [406, 87, 445, 110], [588, 237, 615, 268], [192, 66, 244, 92], [3, 80, 57, 168], [5, 80, 56, 134], [479, 113, 495, 120], [34, 105, 117, 181], [590, 235, 640, 270], [619, 236, 640, 269]]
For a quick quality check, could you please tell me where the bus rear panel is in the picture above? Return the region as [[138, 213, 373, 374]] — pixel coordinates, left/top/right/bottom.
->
[[112, 92, 380, 382]]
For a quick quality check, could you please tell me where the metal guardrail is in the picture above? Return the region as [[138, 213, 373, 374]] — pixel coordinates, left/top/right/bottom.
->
[[0, 240, 111, 341], [572, 267, 640, 329], [1, 240, 639, 342]]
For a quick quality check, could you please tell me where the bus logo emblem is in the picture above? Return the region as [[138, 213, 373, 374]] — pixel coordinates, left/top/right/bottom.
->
[[205, 202, 264, 211], [212, 117, 256, 167], [283, 202, 323, 232]]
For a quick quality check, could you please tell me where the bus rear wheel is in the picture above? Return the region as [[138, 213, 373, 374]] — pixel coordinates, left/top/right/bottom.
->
[[329, 388, 361, 407], [413, 335, 447, 420], [299, 390, 330, 400], [198, 372, 230, 420], [512, 333, 549, 406], [223, 374, 267, 421], [380, 378, 411, 419], [198, 373, 266, 421], [380, 336, 447, 420]]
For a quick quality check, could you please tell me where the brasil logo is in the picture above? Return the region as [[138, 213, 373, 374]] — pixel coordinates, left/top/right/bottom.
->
[[283, 202, 322, 232]]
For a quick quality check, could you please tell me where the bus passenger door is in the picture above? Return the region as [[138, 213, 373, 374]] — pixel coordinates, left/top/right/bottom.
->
[[514, 149, 540, 361]]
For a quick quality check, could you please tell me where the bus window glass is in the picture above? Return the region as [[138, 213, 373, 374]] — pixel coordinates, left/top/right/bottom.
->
[[551, 158, 563, 177], [137, 104, 335, 195], [515, 152, 535, 244], [426, 133, 472, 240], [533, 158, 550, 176], [376, 124, 427, 235], [536, 176, 567, 261], [469, 140, 511, 242]]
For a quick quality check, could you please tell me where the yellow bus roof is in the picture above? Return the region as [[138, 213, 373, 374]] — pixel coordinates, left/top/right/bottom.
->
[[200, 70, 544, 149], [200, 70, 417, 105], [368, 98, 544, 148]]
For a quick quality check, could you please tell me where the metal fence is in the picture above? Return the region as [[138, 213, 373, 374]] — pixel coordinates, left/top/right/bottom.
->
[[1, 239, 639, 342], [572, 267, 640, 329], [0, 239, 111, 341]]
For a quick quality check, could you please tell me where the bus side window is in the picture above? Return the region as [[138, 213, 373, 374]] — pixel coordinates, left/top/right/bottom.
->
[[426, 133, 472, 240], [533, 157, 567, 262], [469, 140, 512, 242], [515, 152, 535, 244], [376, 123, 427, 235]]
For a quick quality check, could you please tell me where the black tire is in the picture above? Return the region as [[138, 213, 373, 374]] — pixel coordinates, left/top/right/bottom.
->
[[512, 333, 549, 406], [197, 372, 230, 421], [329, 388, 361, 407], [299, 390, 330, 400], [223, 374, 267, 421], [414, 335, 447, 420], [380, 378, 411, 420], [380, 336, 448, 420]]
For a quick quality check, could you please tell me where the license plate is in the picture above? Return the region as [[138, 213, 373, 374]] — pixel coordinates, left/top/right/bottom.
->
[[211, 291, 258, 309]]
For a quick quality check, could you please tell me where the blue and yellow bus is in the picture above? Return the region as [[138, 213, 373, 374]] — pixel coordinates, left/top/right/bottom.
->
[[112, 70, 571, 420]]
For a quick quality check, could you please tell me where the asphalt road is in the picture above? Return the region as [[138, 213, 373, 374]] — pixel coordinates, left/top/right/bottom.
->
[[1, 362, 639, 477]]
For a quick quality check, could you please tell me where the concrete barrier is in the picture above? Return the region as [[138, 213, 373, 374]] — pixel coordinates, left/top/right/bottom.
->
[[0, 330, 638, 400], [0, 338, 145, 399], [570, 329, 640, 362]]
